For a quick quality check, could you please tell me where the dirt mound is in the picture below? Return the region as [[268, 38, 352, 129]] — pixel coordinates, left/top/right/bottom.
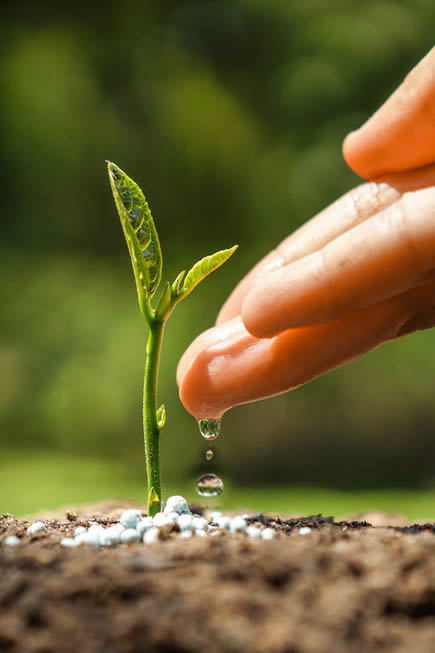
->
[[1, 509, 435, 653]]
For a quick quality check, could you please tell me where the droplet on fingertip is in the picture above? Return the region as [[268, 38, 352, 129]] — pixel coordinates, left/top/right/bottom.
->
[[198, 419, 221, 441]]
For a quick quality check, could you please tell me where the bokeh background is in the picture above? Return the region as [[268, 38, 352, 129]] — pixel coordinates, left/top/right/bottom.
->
[[2, 1, 435, 517]]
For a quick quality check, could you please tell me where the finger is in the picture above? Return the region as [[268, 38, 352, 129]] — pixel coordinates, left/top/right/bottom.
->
[[217, 165, 435, 326], [343, 47, 435, 179], [242, 186, 435, 337], [178, 279, 435, 420], [216, 250, 285, 324], [217, 181, 402, 323]]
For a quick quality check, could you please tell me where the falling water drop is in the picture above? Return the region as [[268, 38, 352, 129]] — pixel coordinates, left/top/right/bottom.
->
[[198, 418, 221, 441], [195, 473, 224, 497], [205, 448, 214, 461]]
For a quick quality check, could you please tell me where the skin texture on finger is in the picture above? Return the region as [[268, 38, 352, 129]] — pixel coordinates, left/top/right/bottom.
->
[[178, 279, 435, 420], [242, 186, 435, 337], [217, 165, 435, 326], [217, 181, 402, 324], [343, 47, 435, 179]]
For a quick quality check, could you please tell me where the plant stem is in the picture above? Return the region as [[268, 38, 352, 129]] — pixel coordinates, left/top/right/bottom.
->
[[143, 318, 165, 516]]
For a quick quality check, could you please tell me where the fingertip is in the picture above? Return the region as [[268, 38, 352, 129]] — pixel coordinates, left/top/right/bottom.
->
[[342, 129, 365, 178], [176, 318, 246, 419], [178, 352, 226, 421], [176, 324, 214, 387], [177, 342, 220, 419], [176, 348, 190, 387]]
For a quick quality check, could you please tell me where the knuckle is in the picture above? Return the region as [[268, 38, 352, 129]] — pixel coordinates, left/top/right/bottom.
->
[[346, 183, 372, 224], [346, 182, 401, 226]]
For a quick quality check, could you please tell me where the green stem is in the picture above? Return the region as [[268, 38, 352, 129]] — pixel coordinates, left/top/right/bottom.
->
[[143, 318, 165, 516]]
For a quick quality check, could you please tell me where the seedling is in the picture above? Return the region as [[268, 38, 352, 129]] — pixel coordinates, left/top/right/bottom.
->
[[107, 162, 237, 516]]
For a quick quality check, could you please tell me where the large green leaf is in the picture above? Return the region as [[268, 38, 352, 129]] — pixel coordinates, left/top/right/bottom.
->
[[107, 162, 162, 303], [178, 246, 238, 300]]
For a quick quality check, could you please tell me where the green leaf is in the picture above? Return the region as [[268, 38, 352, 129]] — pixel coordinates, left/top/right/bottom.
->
[[156, 404, 166, 430], [107, 162, 162, 308], [171, 270, 186, 296], [179, 246, 238, 300], [155, 282, 171, 320]]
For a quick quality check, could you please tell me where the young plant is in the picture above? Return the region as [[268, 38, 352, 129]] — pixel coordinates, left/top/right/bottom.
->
[[107, 162, 237, 516]]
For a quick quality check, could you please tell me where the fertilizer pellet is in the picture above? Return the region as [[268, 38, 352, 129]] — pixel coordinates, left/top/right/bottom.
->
[[74, 526, 87, 536], [164, 496, 190, 515], [246, 526, 262, 539], [143, 527, 160, 544], [75, 532, 101, 547], [154, 512, 176, 527], [177, 514, 194, 531], [299, 527, 312, 535], [152, 512, 165, 526], [230, 517, 248, 533], [210, 511, 222, 524], [136, 518, 154, 536], [120, 509, 142, 530], [120, 529, 141, 543], [164, 511, 179, 523], [192, 516, 208, 531], [27, 521, 47, 535], [100, 525, 125, 547], [16, 494, 281, 549], [261, 528, 276, 540], [215, 516, 231, 530], [88, 525, 105, 538]]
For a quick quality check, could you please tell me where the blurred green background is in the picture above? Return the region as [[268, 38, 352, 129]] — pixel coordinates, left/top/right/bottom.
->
[[2, 1, 435, 518]]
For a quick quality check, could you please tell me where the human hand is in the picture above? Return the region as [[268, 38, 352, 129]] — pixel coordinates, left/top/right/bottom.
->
[[177, 47, 435, 420]]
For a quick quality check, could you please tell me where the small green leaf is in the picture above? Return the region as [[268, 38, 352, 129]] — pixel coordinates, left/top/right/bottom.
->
[[155, 282, 171, 320], [148, 487, 160, 517], [171, 270, 186, 296], [179, 246, 238, 300], [107, 161, 162, 309], [156, 404, 166, 430]]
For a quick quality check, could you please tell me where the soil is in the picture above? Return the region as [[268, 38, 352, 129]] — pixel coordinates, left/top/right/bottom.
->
[[1, 503, 435, 653]]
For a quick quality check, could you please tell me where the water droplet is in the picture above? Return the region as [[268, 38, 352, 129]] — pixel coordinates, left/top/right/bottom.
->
[[195, 473, 224, 497], [198, 418, 221, 441], [205, 448, 214, 461]]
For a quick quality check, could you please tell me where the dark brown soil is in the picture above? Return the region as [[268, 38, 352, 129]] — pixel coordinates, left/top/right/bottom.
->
[[1, 504, 435, 653]]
